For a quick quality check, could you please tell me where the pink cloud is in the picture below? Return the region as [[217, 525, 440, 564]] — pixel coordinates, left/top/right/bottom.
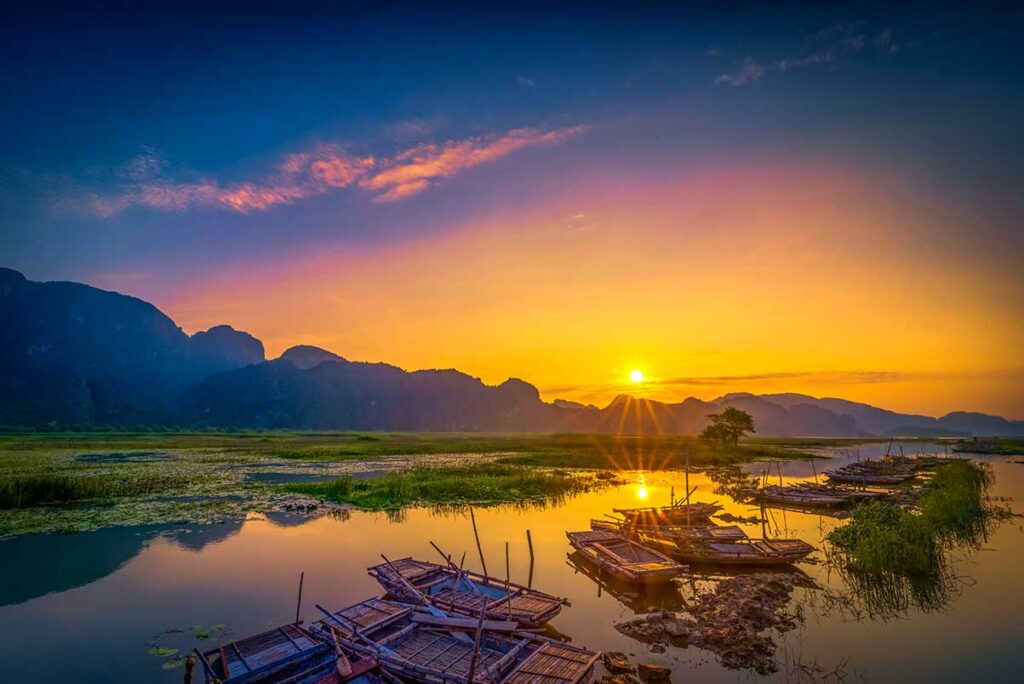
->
[[74, 125, 585, 215], [362, 125, 587, 201]]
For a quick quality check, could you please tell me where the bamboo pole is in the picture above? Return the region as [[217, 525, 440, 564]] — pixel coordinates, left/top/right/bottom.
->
[[466, 594, 489, 684], [685, 446, 691, 529], [526, 529, 535, 589], [294, 571, 305, 625], [505, 542, 512, 618], [470, 507, 488, 579]]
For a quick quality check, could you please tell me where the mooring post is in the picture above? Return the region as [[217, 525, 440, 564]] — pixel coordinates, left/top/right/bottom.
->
[[526, 529, 535, 588], [466, 594, 488, 684], [470, 507, 488, 578], [295, 571, 304, 625], [183, 654, 195, 684]]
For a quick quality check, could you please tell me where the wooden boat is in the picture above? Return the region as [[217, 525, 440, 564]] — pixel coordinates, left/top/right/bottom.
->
[[635, 530, 814, 566], [565, 529, 685, 584], [591, 518, 748, 543], [367, 557, 565, 628], [314, 597, 599, 684], [824, 461, 917, 485], [565, 551, 687, 613], [195, 622, 379, 684], [740, 482, 888, 508], [612, 502, 721, 526]]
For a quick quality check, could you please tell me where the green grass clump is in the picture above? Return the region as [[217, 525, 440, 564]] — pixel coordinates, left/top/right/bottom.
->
[[953, 438, 1024, 456], [828, 460, 996, 580], [828, 501, 939, 577], [0, 474, 180, 509], [282, 464, 594, 510]]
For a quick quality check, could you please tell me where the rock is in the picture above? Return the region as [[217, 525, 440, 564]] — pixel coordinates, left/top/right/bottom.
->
[[649, 644, 666, 654], [637, 663, 671, 684], [663, 616, 690, 638], [599, 676, 641, 684], [601, 652, 635, 674]]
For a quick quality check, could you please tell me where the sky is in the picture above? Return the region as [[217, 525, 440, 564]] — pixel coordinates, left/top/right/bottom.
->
[[2, 1, 1022, 418]]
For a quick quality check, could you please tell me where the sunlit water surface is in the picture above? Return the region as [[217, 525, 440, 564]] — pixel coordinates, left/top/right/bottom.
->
[[1, 443, 1021, 682]]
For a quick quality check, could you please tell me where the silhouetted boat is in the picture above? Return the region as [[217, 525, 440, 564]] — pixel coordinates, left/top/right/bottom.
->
[[636, 530, 815, 567], [196, 622, 379, 684], [314, 597, 599, 684], [741, 482, 889, 508], [612, 502, 721, 525], [591, 518, 748, 542], [367, 557, 566, 628], [566, 528, 685, 584]]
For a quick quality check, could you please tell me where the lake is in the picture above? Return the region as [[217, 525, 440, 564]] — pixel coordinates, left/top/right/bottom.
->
[[0, 442, 1021, 682]]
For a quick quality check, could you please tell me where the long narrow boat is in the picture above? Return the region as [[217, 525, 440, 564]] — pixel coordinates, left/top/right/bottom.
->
[[635, 530, 814, 566], [367, 557, 565, 628], [566, 529, 686, 584], [824, 463, 917, 485], [196, 622, 379, 684], [314, 597, 599, 684], [591, 518, 748, 543], [612, 502, 721, 526], [739, 482, 888, 508]]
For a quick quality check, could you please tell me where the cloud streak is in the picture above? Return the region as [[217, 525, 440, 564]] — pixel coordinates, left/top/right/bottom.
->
[[70, 125, 586, 215], [716, 21, 899, 86]]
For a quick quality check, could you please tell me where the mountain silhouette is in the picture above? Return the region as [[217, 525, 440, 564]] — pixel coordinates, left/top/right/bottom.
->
[[2, 268, 1021, 436]]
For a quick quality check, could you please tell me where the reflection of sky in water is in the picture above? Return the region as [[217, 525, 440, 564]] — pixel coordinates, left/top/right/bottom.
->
[[0, 448, 1021, 682]]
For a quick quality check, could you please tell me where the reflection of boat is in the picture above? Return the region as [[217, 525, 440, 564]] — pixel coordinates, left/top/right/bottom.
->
[[314, 597, 599, 684], [367, 557, 565, 628], [566, 529, 686, 584], [565, 551, 687, 613], [196, 622, 378, 684]]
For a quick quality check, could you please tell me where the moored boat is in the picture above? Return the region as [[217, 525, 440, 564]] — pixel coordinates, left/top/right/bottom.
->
[[591, 517, 748, 543], [636, 531, 815, 567], [314, 597, 599, 684], [195, 622, 378, 684], [566, 528, 686, 584], [612, 501, 721, 526], [367, 557, 566, 628]]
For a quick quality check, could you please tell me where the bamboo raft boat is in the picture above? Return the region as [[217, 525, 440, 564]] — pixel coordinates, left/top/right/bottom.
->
[[196, 622, 379, 684], [566, 529, 686, 584], [367, 557, 566, 628], [314, 597, 599, 684]]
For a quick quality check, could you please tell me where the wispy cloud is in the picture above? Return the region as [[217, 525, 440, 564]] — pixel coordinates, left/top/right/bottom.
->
[[66, 125, 586, 216], [716, 21, 899, 86], [715, 56, 765, 86]]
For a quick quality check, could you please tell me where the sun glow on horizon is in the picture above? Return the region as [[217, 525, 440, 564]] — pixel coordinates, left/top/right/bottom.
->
[[630, 369, 644, 383]]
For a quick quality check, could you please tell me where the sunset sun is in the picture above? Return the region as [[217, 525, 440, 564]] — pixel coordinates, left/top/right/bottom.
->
[[630, 369, 644, 383]]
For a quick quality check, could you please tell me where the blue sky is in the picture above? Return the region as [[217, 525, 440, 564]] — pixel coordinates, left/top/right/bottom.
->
[[1, 1, 1022, 415]]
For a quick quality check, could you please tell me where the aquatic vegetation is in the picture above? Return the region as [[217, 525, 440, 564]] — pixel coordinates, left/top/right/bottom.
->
[[825, 460, 1007, 616], [0, 473, 184, 509], [281, 463, 599, 509], [952, 438, 1024, 455]]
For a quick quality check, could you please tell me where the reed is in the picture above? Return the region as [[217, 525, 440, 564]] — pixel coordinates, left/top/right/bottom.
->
[[0, 473, 179, 509], [282, 463, 595, 510]]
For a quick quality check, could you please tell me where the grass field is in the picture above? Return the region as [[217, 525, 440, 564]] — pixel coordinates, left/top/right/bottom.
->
[[0, 430, 817, 537]]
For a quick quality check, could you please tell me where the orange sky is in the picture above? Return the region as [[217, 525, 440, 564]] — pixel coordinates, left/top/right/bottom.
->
[[164, 161, 1023, 418]]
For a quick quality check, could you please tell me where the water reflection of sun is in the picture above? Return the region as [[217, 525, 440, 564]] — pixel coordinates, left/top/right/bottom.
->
[[636, 473, 648, 499]]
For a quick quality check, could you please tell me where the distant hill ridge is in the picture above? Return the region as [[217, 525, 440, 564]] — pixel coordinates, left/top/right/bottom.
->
[[2, 267, 1021, 436]]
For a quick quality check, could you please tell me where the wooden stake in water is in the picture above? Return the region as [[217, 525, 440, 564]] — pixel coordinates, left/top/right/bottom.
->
[[183, 654, 195, 684], [294, 571, 305, 625], [685, 446, 691, 529], [505, 541, 512, 618], [526, 529, 535, 589], [470, 507, 488, 579]]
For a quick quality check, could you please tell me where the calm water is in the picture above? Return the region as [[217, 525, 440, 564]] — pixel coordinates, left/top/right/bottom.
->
[[1, 444, 1021, 682]]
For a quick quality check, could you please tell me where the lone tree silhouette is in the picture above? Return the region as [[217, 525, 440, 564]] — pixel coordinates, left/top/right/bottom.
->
[[700, 407, 755, 446]]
